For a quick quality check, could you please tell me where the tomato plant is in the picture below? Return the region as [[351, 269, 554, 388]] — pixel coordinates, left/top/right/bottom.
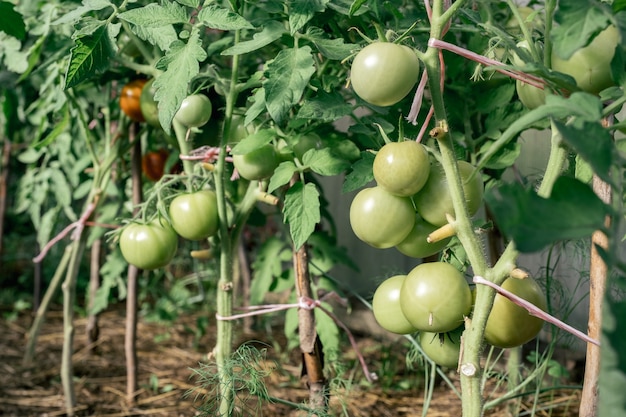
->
[[413, 160, 484, 227], [395, 215, 451, 258], [419, 325, 464, 368], [551, 25, 619, 94], [174, 94, 213, 128], [120, 79, 147, 123], [293, 133, 323, 161], [372, 275, 418, 335], [169, 190, 219, 241], [349, 186, 416, 248], [516, 80, 546, 110], [484, 276, 547, 348], [119, 218, 178, 270], [400, 262, 472, 333], [350, 42, 421, 107], [373, 140, 430, 196], [232, 144, 280, 180]]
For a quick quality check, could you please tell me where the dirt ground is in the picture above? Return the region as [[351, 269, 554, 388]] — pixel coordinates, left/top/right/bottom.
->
[[0, 304, 582, 417]]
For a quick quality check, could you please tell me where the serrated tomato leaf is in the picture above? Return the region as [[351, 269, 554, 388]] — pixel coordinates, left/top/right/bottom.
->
[[342, 151, 374, 193], [153, 27, 206, 133], [297, 90, 353, 122], [552, 2, 613, 60], [268, 161, 297, 193], [485, 176, 609, 253], [289, 0, 328, 34], [303, 148, 351, 176], [118, 2, 188, 27], [264, 46, 316, 123], [221, 21, 284, 56], [284, 182, 320, 250], [64, 24, 115, 89], [197, 4, 254, 30], [230, 129, 275, 155]]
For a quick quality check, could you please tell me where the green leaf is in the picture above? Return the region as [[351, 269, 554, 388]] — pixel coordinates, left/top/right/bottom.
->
[[0, 1, 26, 40], [289, 0, 329, 34], [477, 92, 603, 170], [53, 0, 114, 26], [268, 161, 297, 193], [118, 3, 188, 27], [485, 176, 609, 253], [600, 291, 626, 416], [131, 25, 177, 52], [304, 27, 359, 60], [297, 90, 353, 122], [230, 129, 275, 154], [304, 148, 351, 176], [91, 250, 127, 315], [197, 4, 254, 30], [553, 119, 617, 186], [176, 0, 199, 7], [314, 304, 340, 357], [153, 27, 207, 133], [37, 206, 59, 248], [552, 2, 613, 60], [249, 237, 288, 305], [264, 46, 316, 123], [342, 151, 374, 193], [479, 140, 521, 170], [221, 21, 284, 56], [474, 83, 515, 114], [64, 24, 115, 89], [284, 182, 320, 250], [0, 33, 29, 73], [33, 106, 70, 148], [348, 0, 368, 16]]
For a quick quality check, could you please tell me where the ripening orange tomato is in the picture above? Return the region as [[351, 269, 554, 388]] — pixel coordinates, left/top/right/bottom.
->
[[120, 79, 147, 122]]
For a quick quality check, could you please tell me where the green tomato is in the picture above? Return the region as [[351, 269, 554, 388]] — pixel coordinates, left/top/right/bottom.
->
[[119, 218, 178, 270], [349, 186, 416, 249], [551, 25, 619, 94], [350, 42, 421, 107], [373, 140, 430, 196], [169, 190, 219, 241], [516, 79, 546, 110], [400, 262, 472, 333], [372, 275, 418, 335], [226, 114, 256, 144], [413, 160, 484, 227], [140, 79, 161, 128], [174, 94, 213, 128], [419, 325, 464, 368], [293, 133, 323, 161], [232, 144, 280, 180], [484, 277, 547, 348], [395, 215, 451, 258]]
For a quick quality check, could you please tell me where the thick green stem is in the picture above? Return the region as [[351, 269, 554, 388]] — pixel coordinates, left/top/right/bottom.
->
[[172, 119, 195, 179]]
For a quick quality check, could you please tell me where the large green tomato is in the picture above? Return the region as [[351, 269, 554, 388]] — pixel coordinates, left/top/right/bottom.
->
[[349, 186, 416, 248], [551, 25, 619, 94], [413, 160, 484, 227], [169, 190, 219, 241], [372, 275, 418, 335], [373, 140, 430, 196], [400, 262, 472, 333], [119, 218, 178, 270], [350, 42, 420, 107], [232, 144, 280, 180], [395, 215, 451, 258], [419, 325, 464, 368], [174, 94, 213, 128], [140, 79, 161, 128], [484, 276, 547, 348]]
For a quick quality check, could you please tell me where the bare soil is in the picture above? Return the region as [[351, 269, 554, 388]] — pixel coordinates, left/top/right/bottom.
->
[[0, 305, 581, 416]]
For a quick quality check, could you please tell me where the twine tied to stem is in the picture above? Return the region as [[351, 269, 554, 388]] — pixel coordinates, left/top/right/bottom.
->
[[216, 294, 378, 383]]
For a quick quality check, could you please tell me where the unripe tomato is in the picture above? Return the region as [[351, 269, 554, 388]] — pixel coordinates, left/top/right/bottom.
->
[[232, 144, 280, 180], [400, 262, 472, 333], [413, 161, 484, 227], [372, 275, 418, 335], [373, 140, 430, 196], [350, 42, 420, 107], [140, 79, 161, 128], [419, 325, 464, 368], [169, 190, 219, 241], [349, 186, 415, 248], [119, 218, 178, 270], [516, 80, 546, 110], [395, 215, 451, 258], [551, 25, 619, 94], [120, 79, 147, 122], [174, 94, 213, 128], [293, 133, 323, 161], [484, 276, 547, 348]]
